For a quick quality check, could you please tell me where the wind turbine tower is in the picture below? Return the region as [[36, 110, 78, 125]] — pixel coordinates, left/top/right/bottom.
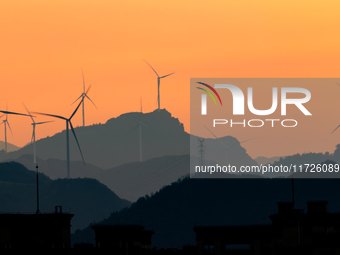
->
[[126, 121, 155, 162], [23, 104, 53, 165]]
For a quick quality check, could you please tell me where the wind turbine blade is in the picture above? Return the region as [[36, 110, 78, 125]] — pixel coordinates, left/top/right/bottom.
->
[[0, 114, 4, 119], [35, 120, 54, 125], [22, 103, 35, 123], [240, 137, 258, 144], [69, 96, 84, 120], [85, 84, 92, 95], [224, 138, 258, 151], [140, 122, 158, 138], [7, 122, 13, 136], [204, 125, 229, 150], [204, 125, 219, 139], [32, 112, 67, 120], [332, 124, 340, 134], [144, 60, 159, 77], [160, 72, 175, 79], [69, 121, 85, 165], [71, 95, 83, 106], [85, 94, 98, 109], [0, 110, 30, 117], [81, 68, 85, 93], [125, 124, 140, 135]]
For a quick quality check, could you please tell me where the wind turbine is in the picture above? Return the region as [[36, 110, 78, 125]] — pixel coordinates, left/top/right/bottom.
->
[[126, 121, 156, 162], [0, 110, 30, 153], [71, 69, 97, 127], [144, 60, 174, 111], [23, 104, 53, 165], [33, 98, 85, 178]]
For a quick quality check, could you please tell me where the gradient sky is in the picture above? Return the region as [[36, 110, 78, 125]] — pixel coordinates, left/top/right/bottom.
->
[[0, 0, 340, 158]]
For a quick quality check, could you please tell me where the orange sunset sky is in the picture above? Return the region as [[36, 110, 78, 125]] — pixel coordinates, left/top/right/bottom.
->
[[1, 0, 340, 158]]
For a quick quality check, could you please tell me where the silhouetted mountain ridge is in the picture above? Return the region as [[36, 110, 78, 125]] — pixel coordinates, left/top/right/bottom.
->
[[2, 109, 257, 171], [8, 154, 105, 180], [101, 154, 190, 202], [0, 161, 51, 184], [0, 162, 130, 231]]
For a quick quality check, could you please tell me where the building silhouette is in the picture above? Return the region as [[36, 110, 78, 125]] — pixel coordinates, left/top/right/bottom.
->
[[194, 224, 272, 255], [0, 206, 73, 251], [91, 224, 154, 254], [271, 201, 340, 255], [194, 201, 340, 255]]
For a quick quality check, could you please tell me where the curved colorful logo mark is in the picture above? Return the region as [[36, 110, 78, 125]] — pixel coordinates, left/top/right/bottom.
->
[[196, 82, 222, 115]]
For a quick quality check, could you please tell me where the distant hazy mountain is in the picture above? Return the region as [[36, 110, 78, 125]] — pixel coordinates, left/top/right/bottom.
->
[[2, 109, 258, 171], [269, 146, 340, 177], [0, 141, 20, 152], [190, 135, 258, 174], [255, 156, 283, 165], [73, 162, 340, 248], [0, 161, 130, 232]]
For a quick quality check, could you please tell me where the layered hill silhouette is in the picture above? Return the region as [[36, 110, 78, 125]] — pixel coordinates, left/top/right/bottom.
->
[[0, 161, 130, 232], [265, 145, 340, 177], [11, 152, 257, 202], [0, 141, 20, 153], [10, 154, 190, 202], [73, 162, 340, 248], [100, 154, 190, 202], [2, 109, 259, 201], [2, 109, 258, 171], [9, 154, 105, 180]]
